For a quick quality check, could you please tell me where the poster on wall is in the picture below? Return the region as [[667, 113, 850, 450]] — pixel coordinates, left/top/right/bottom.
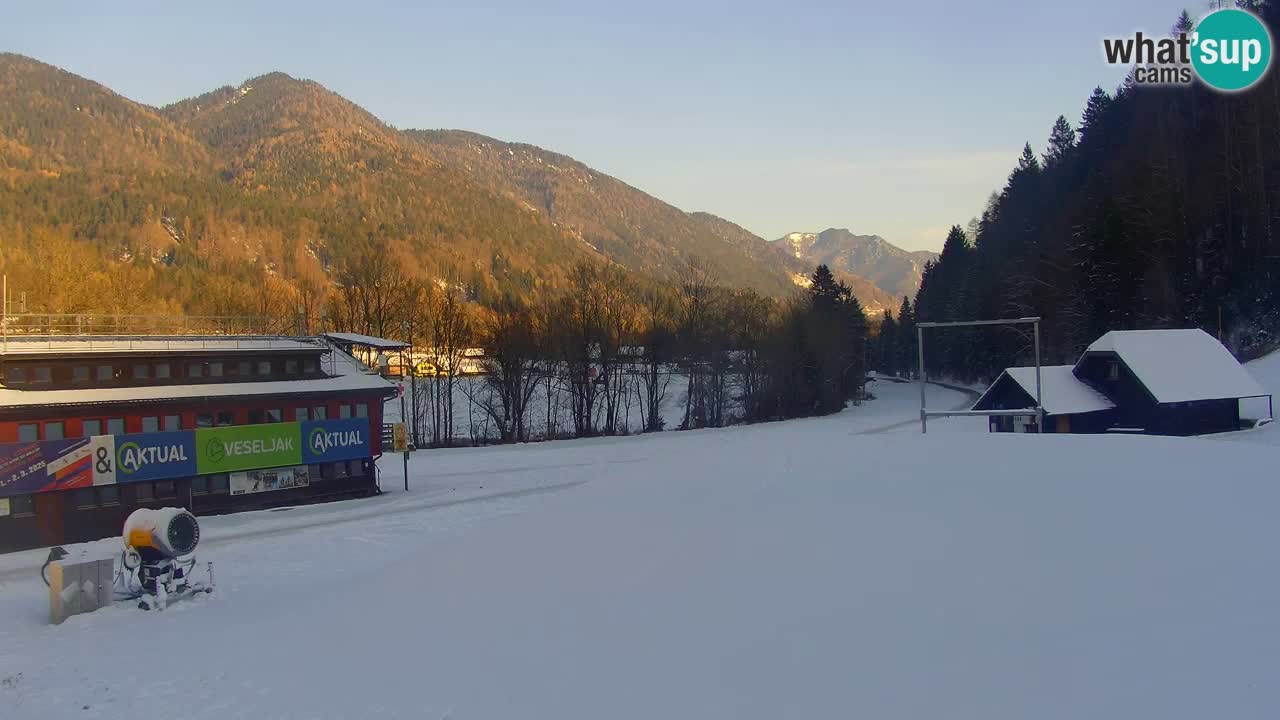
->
[[0, 438, 93, 497], [197, 423, 302, 474], [230, 465, 311, 496], [107, 432, 197, 483], [301, 418, 371, 464]]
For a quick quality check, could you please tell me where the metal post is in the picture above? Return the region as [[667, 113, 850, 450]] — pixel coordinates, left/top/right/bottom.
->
[[917, 325, 927, 434], [1033, 319, 1043, 434], [400, 387, 409, 492]]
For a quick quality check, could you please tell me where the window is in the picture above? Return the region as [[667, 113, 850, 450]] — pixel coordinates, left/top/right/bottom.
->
[[74, 488, 97, 509], [188, 363, 204, 379], [106, 418, 125, 435], [333, 461, 350, 478], [210, 362, 224, 378], [238, 360, 251, 376], [17, 424, 37, 442], [217, 411, 235, 427], [348, 459, 363, 477], [82, 419, 103, 437], [9, 495, 33, 516], [96, 365, 113, 381], [43, 422, 64, 441], [339, 404, 352, 419], [197, 414, 214, 428], [163, 414, 182, 432], [1107, 361, 1120, 381], [356, 404, 368, 419], [132, 364, 150, 380], [154, 481, 176, 499], [295, 407, 310, 422], [141, 416, 160, 433], [135, 483, 154, 502], [313, 406, 327, 420], [97, 486, 119, 506], [248, 409, 265, 425], [72, 366, 90, 383], [6, 367, 26, 385], [208, 474, 230, 494], [191, 477, 209, 495], [155, 363, 171, 379], [32, 367, 51, 384], [256, 360, 272, 376], [303, 358, 318, 374], [285, 359, 299, 375], [266, 408, 283, 423]]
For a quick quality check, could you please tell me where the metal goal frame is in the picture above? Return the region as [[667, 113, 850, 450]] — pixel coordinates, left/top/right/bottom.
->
[[917, 317, 1043, 434]]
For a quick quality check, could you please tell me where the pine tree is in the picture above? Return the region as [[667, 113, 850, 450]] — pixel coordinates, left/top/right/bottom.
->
[[1044, 115, 1077, 167], [878, 309, 898, 377], [896, 296, 916, 378]]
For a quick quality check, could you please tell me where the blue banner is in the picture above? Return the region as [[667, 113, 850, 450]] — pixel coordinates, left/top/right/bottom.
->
[[112, 431, 198, 483], [301, 418, 371, 464]]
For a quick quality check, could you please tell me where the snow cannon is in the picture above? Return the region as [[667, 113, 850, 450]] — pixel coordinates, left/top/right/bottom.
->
[[120, 508, 213, 610], [123, 507, 200, 561]]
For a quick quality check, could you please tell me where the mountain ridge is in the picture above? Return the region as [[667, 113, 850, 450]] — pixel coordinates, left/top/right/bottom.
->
[[0, 53, 910, 315]]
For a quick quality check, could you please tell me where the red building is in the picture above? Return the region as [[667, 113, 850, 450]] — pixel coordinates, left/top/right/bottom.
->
[[0, 336, 398, 551]]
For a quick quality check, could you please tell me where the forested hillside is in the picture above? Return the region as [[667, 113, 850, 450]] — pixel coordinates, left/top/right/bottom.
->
[[0, 54, 907, 319], [896, 5, 1280, 382]]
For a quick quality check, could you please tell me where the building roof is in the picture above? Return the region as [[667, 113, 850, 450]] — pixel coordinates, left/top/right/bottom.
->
[[0, 340, 396, 409], [0, 337, 321, 357], [973, 365, 1116, 415], [322, 332, 409, 350], [1078, 329, 1267, 403]]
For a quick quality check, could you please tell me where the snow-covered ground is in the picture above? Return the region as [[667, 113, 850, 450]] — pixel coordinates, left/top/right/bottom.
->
[[2, 378, 1278, 719]]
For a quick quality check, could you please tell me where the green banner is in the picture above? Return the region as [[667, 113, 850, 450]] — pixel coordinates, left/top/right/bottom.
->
[[196, 423, 302, 474]]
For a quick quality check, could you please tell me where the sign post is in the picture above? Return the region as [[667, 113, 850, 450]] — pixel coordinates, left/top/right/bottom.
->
[[396, 381, 409, 491]]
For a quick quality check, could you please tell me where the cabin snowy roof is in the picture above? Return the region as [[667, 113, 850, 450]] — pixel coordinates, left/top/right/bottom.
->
[[973, 365, 1115, 415], [321, 332, 409, 350], [0, 340, 396, 409], [1077, 329, 1266, 403]]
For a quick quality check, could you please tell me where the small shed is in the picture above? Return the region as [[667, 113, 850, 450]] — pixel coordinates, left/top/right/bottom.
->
[[973, 328, 1272, 436], [1073, 329, 1268, 435], [971, 365, 1116, 433]]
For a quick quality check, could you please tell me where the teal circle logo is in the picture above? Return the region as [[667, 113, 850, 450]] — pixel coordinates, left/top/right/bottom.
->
[[1192, 9, 1272, 92]]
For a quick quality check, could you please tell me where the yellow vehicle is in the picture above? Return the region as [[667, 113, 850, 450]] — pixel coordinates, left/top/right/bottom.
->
[[414, 361, 449, 378]]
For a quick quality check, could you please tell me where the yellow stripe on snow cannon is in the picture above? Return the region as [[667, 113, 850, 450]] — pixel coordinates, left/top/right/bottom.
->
[[123, 508, 200, 560]]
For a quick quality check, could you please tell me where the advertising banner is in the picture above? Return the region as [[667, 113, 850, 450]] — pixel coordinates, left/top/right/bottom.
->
[[0, 419, 374, 498], [230, 464, 311, 496], [0, 438, 93, 497], [196, 422, 302, 474], [110, 431, 197, 483], [301, 418, 371, 464]]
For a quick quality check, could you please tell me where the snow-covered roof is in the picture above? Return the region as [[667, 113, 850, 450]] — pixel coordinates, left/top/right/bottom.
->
[[0, 342, 396, 409], [322, 332, 409, 350], [973, 365, 1115, 415], [1078, 329, 1267, 403], [0, 337, 320, 356]]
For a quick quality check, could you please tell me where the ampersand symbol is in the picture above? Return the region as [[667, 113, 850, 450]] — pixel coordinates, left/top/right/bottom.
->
[[95, 446, 112, 474]]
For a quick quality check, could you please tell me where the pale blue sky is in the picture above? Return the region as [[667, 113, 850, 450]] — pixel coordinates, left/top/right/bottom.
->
[[2, 1, 1202, 250]]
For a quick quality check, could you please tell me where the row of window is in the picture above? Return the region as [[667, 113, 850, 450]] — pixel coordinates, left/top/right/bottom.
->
[[4, 356, 321, 386], [15, 403, 369, 442]]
